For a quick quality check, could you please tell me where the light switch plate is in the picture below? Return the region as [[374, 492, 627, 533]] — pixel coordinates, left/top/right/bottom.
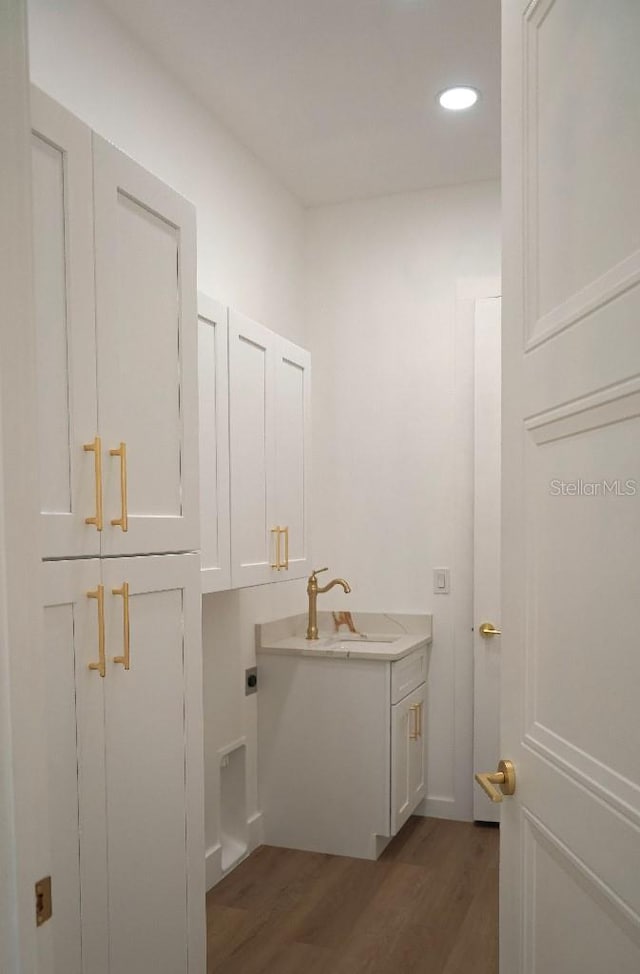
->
[[433, 568, 450, 594]]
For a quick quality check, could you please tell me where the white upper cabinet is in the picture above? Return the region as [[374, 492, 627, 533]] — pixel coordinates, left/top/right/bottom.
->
[[227, 310, 311, 588], [31, 88, 99, 559], [31, 88, 199, 560], [198, 295, 231, 593]]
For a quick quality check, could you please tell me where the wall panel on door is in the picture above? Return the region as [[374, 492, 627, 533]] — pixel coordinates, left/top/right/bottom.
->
[[198, 295, 231, 592], [501, 1, 640, 969], [93, 136, 199, 557], [228, 311, 276, 586], [275, 338, 311, 579], [31, 88, 99, 559]]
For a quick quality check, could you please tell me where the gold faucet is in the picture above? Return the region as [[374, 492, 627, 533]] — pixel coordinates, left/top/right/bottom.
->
[[306, 568, 352, 640]]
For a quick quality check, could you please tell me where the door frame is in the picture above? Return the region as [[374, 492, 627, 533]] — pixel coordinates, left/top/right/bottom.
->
[[0, 0, 51, 969], [439, 276, 501, 823]]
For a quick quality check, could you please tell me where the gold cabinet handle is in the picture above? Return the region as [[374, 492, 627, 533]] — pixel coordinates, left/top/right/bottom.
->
[[87, 585, 106, 677], [474, 759, 516, 803], [409, 704, 419, 741], [83, 436, 103, 531], [479, 622, 502, 637], [110, 442, 128, 532], [112, 582, 130, 670], [271, 526, 281, 569], [281, 526, 289, 570]]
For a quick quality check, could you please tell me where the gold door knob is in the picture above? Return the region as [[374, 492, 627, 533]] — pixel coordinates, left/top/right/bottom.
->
[[474, 759, 516, 803], [479, 621, 502, 637]]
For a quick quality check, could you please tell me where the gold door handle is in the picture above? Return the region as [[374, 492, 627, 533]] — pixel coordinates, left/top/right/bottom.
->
[[110, 442, 128, 532], [112, 582, 130, 670], [83, 436, 103, 531], [271, 526, 282, 569], [474, 759, 516, 803], [479, 622, 502, 637], [87, 585, 106, 677], [281, 526, 289, 570], [409, 704, 419, 741]]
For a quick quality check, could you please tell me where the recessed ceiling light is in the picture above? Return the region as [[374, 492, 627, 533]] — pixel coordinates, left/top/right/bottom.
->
[[438, 86, 479, 111]]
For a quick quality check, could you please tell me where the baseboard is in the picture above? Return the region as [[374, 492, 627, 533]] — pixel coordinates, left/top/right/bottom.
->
[[205, 842, 222, 891], [205, 812, 264, 892], [418, 796, 472, 822], [247, 810, 263, 850]]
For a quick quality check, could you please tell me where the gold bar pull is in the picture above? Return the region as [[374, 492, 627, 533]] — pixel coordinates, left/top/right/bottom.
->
[[83, 436, 103, 531], [281, 526, 289, 570], [87, 585, 106, 677], [110, 442, 128, 532], [270, 526, 282, 570], [475, 759, 516, 803], [409, 704, 419, 741], [112, 582, 130, 670]]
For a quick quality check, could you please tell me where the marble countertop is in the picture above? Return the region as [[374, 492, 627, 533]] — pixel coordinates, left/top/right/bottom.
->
[[256, 611, 432, 662]]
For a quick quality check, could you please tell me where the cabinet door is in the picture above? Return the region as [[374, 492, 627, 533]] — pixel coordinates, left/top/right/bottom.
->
[[31, 88, 99, 559], [93, 137, 199, 557], [390, 683, 426, 835], [198, 295, 231, 592], [274, 338, 311, 579], [101, 554, 205, 974], [228, 311, 277, 586], [41, 559, 109, 974]]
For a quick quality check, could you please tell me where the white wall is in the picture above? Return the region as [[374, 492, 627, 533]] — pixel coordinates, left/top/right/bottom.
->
[[305, 181, 501, 819], [27, 0, 308, 885]]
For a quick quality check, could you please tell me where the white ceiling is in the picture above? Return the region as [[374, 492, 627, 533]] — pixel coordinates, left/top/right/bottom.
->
[[102, 0, 501, 206]]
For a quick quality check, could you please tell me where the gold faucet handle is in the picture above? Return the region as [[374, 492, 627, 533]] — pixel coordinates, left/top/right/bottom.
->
[[310, 567, 329, 580]]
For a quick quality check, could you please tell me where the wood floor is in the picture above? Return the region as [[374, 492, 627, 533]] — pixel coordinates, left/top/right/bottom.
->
[[206, 816, 499, 973]]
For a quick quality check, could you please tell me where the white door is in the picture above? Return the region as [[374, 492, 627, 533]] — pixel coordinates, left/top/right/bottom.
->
[[275, 337, 311, 579], [93, 136, 199, 557], [41, 559, 109, 974], [198, 294, 231, 593], [31, 88, 99, 559], [101, 553, 205, 974], [390, 684, 426, 835], [473, 295, 502, 823], [228, 310, 277, 586], [501, 2, 640, 970]]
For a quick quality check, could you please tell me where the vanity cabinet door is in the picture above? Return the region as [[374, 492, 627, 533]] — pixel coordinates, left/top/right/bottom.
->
[[390, 683, 426, 835], [274, 337, 311, 580], [198, 295, 231, 592]]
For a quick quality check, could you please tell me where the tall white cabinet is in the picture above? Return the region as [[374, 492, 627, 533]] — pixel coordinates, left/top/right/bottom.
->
[[32, 87, 205, 974]]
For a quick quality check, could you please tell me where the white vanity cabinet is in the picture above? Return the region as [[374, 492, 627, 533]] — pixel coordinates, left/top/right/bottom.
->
[[31, 87, 199, 561], [258, 643, 428, 860], [228, 310, 311, 588]]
